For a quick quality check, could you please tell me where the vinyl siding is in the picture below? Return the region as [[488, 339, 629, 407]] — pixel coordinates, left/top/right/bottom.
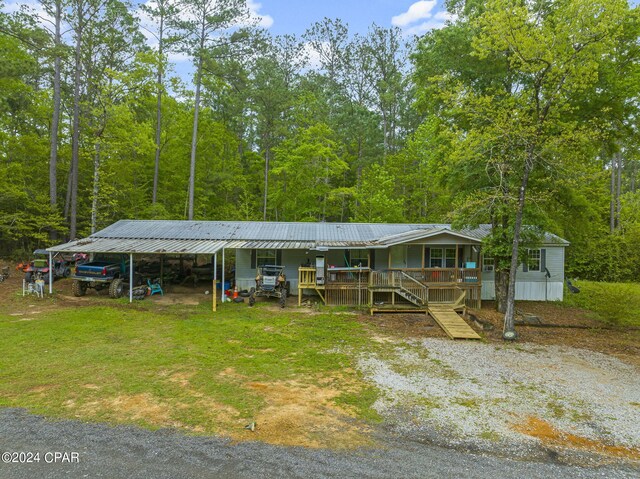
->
[[481, 246, 565, 300]]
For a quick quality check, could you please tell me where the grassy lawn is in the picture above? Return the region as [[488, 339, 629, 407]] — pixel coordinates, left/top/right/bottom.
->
[[562, 280, 640, 327], [0, 296, 382, 447]]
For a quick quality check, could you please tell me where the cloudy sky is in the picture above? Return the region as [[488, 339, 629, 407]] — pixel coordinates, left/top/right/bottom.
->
[[2, 0, 453, 80], [251, 0, 453, 36]]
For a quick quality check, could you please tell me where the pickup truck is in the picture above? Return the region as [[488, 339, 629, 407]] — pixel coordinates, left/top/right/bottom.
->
[[72, 253, 130, 298]]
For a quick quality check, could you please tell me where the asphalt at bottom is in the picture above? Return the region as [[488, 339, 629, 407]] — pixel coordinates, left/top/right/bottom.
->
[[0, 409, 637, 479]]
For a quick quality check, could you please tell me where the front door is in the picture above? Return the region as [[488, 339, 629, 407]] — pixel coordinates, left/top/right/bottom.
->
[[389, 245, 407, 268]]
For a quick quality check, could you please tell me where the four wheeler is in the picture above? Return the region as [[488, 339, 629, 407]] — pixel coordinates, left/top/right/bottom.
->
[[248, 265, 290, 308], [22, 250, 73, 284]]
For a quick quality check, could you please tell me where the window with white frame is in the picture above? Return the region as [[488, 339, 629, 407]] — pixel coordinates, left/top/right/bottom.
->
[[256, 249, 277, 267], [429, 248, 456, 268], [483, 255, 495, 272], [527, 249, 541, 271], [430, 248, 443, 267], [445, 248, 456, 268], [350, 249, 368, 267]]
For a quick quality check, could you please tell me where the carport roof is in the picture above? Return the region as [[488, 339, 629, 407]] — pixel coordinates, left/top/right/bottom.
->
[[47, 220, 569, 254]]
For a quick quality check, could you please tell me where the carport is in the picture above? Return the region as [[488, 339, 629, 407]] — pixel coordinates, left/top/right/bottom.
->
[[47, 237, 231, 307]]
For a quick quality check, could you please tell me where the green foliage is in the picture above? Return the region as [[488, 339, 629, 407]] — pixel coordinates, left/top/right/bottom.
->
[[562, 280, 640, 327]]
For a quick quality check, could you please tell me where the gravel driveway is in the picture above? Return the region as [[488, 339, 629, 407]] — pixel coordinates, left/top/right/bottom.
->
[[358, 338, 640, 460], [1, 408, 638, 479]]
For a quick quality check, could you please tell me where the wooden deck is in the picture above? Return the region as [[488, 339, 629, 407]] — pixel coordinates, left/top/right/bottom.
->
[[428, 305, 481, 340]]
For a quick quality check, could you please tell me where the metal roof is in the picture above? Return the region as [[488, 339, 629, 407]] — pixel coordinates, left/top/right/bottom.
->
[[48, 238, 228, 255], [47, 220, 569, 254]]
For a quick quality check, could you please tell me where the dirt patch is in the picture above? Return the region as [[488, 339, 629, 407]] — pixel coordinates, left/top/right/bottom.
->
[[239, 381, 371, 449], [28, 385, 56, 394], [358, 313, 447, 339], [514, 416, 640, 461], [76, 393, 174, 425]]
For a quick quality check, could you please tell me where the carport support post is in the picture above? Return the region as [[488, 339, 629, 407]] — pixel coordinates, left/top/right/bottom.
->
[[129, 253, 133, 303], [48, 251, 53, 294], [213, 252, 217, 312], [221, 248, 225, 303]]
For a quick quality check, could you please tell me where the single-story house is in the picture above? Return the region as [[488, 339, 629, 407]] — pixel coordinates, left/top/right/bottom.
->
[[48, 220, 568, 309]]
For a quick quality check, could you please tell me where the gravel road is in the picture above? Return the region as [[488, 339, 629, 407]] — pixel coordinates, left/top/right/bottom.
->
[[1, 409, 638, 479], [358, 338, 640, 458]]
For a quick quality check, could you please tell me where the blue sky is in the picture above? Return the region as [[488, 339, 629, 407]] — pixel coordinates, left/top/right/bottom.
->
[[250, 0, 453, 36]]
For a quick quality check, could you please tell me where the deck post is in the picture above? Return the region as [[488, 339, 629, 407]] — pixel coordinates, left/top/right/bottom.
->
[[455, 243, 459, 281], [129, 253, 133, 303], [48, 251, 53, 294]]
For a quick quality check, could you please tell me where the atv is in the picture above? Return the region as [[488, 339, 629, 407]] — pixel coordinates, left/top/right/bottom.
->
[[23, 250, 73, 284], [249, 265, 290, 308]]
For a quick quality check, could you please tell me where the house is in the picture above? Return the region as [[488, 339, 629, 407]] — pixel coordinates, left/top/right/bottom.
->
[[48, 220, 568, 309]]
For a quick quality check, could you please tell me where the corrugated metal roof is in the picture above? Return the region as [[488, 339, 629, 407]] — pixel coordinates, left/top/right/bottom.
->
[[47, 220, 569, 254], [48, 238, 228, 255]]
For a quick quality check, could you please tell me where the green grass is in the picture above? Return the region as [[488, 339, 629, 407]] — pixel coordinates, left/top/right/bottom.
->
[[0, 299, 381, 435], [562, 280, 640, 327]]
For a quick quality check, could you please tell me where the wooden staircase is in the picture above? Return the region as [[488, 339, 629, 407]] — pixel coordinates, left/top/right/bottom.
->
[[369, 270, 429, 308]]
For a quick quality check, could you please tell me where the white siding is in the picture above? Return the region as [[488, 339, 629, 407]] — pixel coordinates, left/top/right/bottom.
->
[[482, 281, 564, 301], [482, 247, 565, 281]]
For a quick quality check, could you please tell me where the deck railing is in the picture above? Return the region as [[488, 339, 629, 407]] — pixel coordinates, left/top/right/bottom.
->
[[370, 270, 429, 305], [387, 268, 481, 285], [298, 266, 480, 309]]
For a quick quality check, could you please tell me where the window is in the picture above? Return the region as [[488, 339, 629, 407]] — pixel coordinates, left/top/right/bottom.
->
[[349, 249, 369, 267], [445, 248, 456, 268], [527, 249, 541, 272], [483, 256, 495, 272], [429, 248, 456, 268], [430, 248, 443, 267], [256, 249, 277, 267]]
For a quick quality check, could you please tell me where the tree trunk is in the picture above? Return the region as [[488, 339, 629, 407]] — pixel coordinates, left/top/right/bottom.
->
[[187, 51, 203, 220], [616, 151, 622, 228], [503, 157, 533, 340], [610, 155, 616, 234], [152, 16, 164, 205], [263, 143, 270, 221], [70, 4, 84, 240], [494, 267, 509, 313], [91, 141, 101, 234], [49, 0, 62, 240]]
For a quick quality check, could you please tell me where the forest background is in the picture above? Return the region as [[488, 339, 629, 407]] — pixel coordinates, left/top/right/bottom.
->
[[0, 0, 639, 289]]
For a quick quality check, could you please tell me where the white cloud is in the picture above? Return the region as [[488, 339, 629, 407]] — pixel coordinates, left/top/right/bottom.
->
[[301, 41, 323, 71], [404, 12, 456, 35], [3, 0, 54, 30], [247, 0, 273, 29], [391, 1, 437, 27], [392, 2, 456, 36]]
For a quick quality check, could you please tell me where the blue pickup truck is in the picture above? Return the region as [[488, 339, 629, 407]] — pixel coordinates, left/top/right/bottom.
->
[[71, 254, 130, 298]]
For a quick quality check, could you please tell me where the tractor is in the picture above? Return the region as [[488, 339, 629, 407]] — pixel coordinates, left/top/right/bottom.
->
[[249, 265, 289, 308]]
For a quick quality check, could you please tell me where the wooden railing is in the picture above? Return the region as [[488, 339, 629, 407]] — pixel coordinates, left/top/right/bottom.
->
[[326, 267, 370, 285], [388, 268, 481, 285], [298, 267, 317, 288], [370, 270, 429, 305]]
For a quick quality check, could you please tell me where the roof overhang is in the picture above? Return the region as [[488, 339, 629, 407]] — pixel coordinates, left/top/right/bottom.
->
[[377, 228, 483, 246], [47, 238, 229, 255]]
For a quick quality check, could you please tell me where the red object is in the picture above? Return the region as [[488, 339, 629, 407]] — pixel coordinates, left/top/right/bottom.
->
[[102, 266, 107, 276]]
